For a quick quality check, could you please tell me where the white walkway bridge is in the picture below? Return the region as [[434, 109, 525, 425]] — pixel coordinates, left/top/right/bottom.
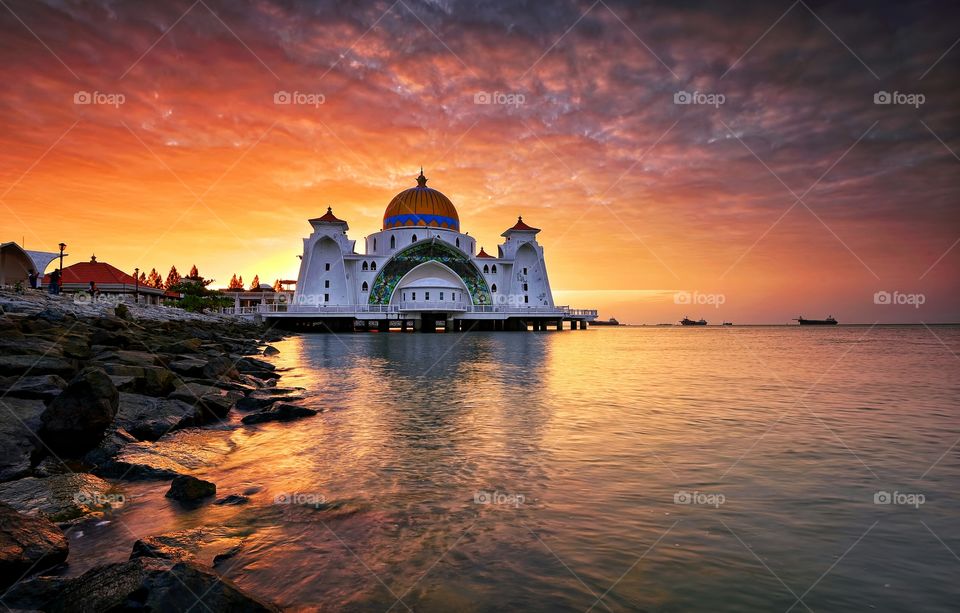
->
[[221, 302, 599, 332]]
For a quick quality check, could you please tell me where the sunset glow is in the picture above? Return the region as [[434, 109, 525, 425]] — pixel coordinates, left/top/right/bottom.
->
[[1, 0, 957, 322]]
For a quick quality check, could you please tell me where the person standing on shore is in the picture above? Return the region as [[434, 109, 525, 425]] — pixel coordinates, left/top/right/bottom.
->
[[48, 269, 61, 295], [27, 269, 38, 289]]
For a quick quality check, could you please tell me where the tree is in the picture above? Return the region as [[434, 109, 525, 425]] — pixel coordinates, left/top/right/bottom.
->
[[237, 275, 243, 289], [146, 268, 163, 289], [249, 275, 260, 290], [168, 272, 231, 313], [273, 279, 283, 292], [165, 265, 181, 288], [188, 265, 199, 279], [138, 272, 147, 285], [228, 274, 243, 290]]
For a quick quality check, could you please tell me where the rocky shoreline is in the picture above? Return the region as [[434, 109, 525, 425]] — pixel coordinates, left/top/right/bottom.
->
[[0, 290, 311, 611]]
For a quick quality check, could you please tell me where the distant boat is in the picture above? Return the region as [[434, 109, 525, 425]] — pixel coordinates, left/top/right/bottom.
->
[[591, 317, 620, 326], [680, 316, 707, 326], [795, 315, 838, 326], [722, 322, 733, 326]]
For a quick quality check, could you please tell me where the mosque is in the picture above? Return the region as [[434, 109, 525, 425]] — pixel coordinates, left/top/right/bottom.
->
[[270, 171, 595, 331]]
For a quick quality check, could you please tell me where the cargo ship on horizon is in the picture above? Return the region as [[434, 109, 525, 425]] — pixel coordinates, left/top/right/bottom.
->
[[794, 315, 838, 326]]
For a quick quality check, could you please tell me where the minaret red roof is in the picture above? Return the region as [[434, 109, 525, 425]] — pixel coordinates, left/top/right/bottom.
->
[[310, 207, 346, 224], [476, 247, 494, 259], [502, 215, 540, 236]]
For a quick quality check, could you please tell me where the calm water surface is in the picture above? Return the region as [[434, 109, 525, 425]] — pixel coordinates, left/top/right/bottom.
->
[[70, 327, 960, 611]]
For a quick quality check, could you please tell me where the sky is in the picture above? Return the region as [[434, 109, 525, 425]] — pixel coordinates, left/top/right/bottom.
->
[[0, 0, 957, 323]]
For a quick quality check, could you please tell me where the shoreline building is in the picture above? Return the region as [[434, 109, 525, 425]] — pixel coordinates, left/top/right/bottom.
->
[[255, 171, 595, 331], [0, 242, 61, 288], [43, 255, 165, 304]]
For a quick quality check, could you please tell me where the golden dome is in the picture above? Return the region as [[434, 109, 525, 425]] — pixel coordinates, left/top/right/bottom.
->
[[383, 170, 460, 231]]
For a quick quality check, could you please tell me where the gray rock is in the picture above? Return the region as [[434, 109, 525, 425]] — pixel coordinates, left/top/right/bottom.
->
[[235, 395, 279, 412], [262, 345, 280, 356], [203, 355, 240, 381], [0, 398, 45, 482], [0, 374, 67, 401], [234, 356, 276, 373], [82, 427, 138, 468], [140, 561, 278, 611], [214, 494, 249, 506], [168, 383, 241, 419], [241, 403, 318, 425], [159, 338, 203, 354], [107, 375, 137, 392], [115, 393, 201, 441], [165, 475, 215, 502], [99, 364, 177, 397], [168, 358, 208, 377], [0, 474, 120, 523], [0, 502, 69, 589], [0, 355, 75, 378], [89, 329, 132, 347], [93, 350, 159, 368], [39, 367, 118, 455]]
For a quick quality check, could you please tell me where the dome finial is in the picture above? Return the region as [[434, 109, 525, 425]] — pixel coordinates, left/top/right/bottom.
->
[[416, 168, 427, 187]]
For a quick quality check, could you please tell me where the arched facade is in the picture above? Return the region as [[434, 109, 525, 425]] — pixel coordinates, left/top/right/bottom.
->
[[368, 240, 490, 305], [293, 173, 555, 315]]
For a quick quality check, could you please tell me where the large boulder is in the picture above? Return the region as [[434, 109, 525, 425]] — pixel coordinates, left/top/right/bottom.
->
[[5, 558, 279, 612], [39, 367, 118, 455], [0, 502, 69, 589], [0, 473, 120, 523], [0, 398, 45, 482], [0, 374, 68, 401], [114, 393, 201, 441], [165, 475, 216, 502]]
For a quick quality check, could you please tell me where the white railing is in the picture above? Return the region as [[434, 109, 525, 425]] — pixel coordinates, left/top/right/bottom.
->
[[220, 303, 599, 317], [397, 300, 468, 311]]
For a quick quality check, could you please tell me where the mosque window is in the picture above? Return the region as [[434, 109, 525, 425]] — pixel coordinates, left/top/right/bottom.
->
[[524, 295, 529, 303], [440, 292, 444, 300], [324, 294, 329, 302], [373, 238, 377, 251], [362, 262, 368, 271], [456, 238, 460, 248], [412, 292, 416, 300], [491, 284, 497, 292], [523, 267, 527, 275], [523, 283, 528, 291], [491, 265, 497, 273], [390, 235, 396, 249], [483, 264, 489, 273], [325, 280, 330, 288], [362, 282, 369, 292], [425, 292, 430, 300], [412, 235, 418, 243], [370, 261, 377, 271], [325, 263, 330, 271]]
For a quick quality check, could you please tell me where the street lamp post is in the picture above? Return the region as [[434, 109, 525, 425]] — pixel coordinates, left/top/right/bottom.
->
[[134, 267, 140, 305], [57, 243, 66, 294]]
